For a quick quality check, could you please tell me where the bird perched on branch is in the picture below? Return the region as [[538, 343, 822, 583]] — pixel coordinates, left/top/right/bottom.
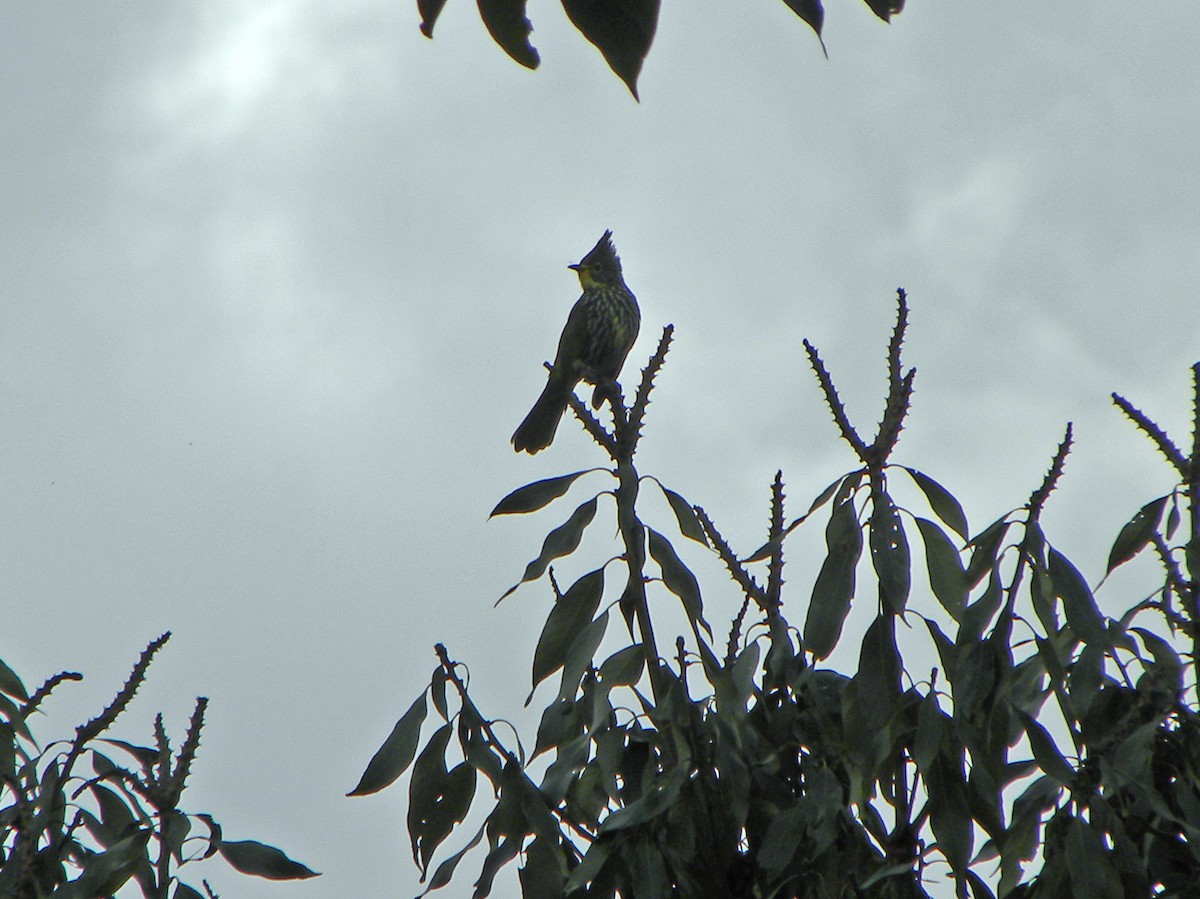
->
[[511, 231, 641, 454]]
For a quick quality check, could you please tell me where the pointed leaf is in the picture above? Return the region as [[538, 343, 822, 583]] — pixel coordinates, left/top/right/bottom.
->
[[418, 0, 450, 37], [659, 485, 708, 545], [864, 0, 905, 23], [349, 692, 428, 796], [1105, 496, 1167, 574], [557, 611, 610, 702], [915, 517, 967, 619], [532, 568, 605, 691], [648, 528, 709, 636], [0, 657, 28, 701], [869, 495, 910, 614], [804, 496, 862, 659], [1016, 710, 1074, 787], [965, 516, 1009, 588], [491, 470, 593, 516], [478, 0, 540, 68], [1048, 547, 1107, 646], [218, 839, 319, 880], [561, 0, 659, 99], [779, 0, 824, 39], [503, 497, 599, 599], [905, 467, 969, 539]]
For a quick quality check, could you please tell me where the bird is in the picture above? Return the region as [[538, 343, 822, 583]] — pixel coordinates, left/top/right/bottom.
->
[[511, 230, 641, 454]]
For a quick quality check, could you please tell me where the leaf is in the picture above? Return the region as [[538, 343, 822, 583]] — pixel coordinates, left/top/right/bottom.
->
[[490, 470, 594, 516], [904, 467, 969, 539], [502, 497, 599, 599], [958, 569, 1002, 643], [1105, 495, 1167, 574], [561, 0, 660, 100], [779, 0, 824, 40], [598, 644, 645, 688], [408, 724, 453, 870], [803, 495, 862, 659], [531, 568, 605, 692], [557, 611, 610, 703], [478, 0, 540, 68], [863, 0, 905, 23], [1048, 547, 1107, 646], [924, 752, 973, 876], [648, 529, 710, 637], [173, 883, 207, 899], [419, 822, 486, 896], [856, 614, 900, 731], [915, 517, 968, 619], [348, 692, 428, 796], [0, 657, 28, 701], [218, 839, 319, 880], [1065, 818, 1122, 899], [418, 0, 449, 37], [869, 495, 910, 614], [965, 516, 1009, 588], [659, 484, 708, 545], [1016, 710, 1074, 787]]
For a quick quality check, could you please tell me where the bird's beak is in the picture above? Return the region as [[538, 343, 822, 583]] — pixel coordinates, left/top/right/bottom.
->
[[568, 263, 582, 272]]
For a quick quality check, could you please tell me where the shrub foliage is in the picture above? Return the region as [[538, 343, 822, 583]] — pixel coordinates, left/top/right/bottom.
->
[[357, 291, 1200, 897]]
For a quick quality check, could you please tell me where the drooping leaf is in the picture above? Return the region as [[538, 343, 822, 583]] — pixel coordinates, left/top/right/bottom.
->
[[905, 467, 969, 539], [419, 823, 486, 896], [557, 611, 610, 703], [0, 657, 28, 701], [478, 0, 540, 68], [1048, 546, 1107, 647], [349, 692, 428, 796], [418, 0, 450, 37], [965, 516, 1010, 588], [1016, 710, 1074, 787], [915, 517, 967, 619], [648, 528, 710, 637], [1105, 495, 1167, 574], [598, 644, 645, 688], [856, 614, 900, 731], [959, 569, 1002, 643], [490, 470, 594, 516], [218, 839, 319, 880], [863, 0, 905, 23], [502, 497, 599, 599], [658, 484, 708, 545], [924, 752, 973, 876], [408, 724, 453, 871], [779, 0, 824, 41], [531, 568, 605, 692], [869, 495, 910, 614], [561, 0, 660, 99], [804, 496, 862, 659]]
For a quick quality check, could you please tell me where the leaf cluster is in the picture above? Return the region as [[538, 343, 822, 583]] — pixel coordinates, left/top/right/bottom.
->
[[0, 634, 318, 898], [358, 296, 1200, 897], [415, 0, 905, 98]]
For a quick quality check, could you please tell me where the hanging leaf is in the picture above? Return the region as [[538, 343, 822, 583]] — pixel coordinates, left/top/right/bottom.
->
[[648, 528, 710, 637], [904, 467, 969, 539], [349, 693, 429, 796], [869, 495, 910, 614], [1048, 547, 1107, 647], [531, 568, 605, 691], [804, 496, 862, 659], [1105, 495, 1167, 574], [561, 0, 660, 99], [478, 0, 540, 68], [915, 517, 968, 619], [501, 497, 599, 600], [658, 484, 709, 545], [218, 839, 319, 880], [491, 470, 595, 516]]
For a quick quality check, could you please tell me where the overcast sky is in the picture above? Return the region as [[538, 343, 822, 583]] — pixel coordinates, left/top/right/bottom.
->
[[4, 2, 1198, 897]]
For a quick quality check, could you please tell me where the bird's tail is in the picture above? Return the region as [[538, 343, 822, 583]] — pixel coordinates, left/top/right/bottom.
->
[[512, 375, 570, 454]]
